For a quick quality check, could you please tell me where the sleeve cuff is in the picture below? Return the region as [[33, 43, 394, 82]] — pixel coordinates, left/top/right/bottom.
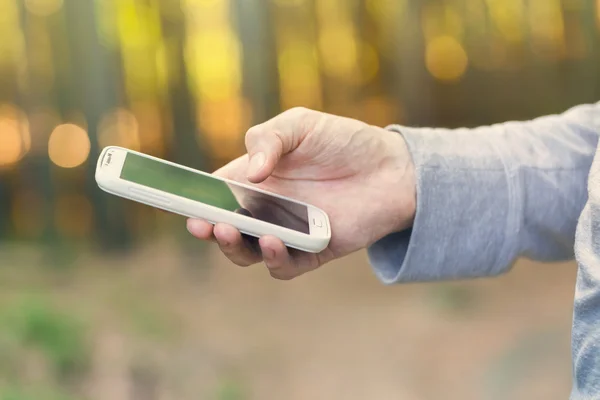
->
[[368, 125, 521, 284]]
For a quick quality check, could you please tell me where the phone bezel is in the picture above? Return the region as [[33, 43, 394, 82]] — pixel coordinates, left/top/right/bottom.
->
[[95, 146, 331, 253]]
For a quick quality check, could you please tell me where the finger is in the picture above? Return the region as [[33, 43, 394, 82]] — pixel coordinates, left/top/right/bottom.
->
[[213, 223, 262, 267], [244, 107, 317, 183], [258, 236, 299, 280], [186, 219, 216, 242]]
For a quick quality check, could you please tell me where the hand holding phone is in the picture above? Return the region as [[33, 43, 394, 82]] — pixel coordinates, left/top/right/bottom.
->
[[186, 108, 416, 280]]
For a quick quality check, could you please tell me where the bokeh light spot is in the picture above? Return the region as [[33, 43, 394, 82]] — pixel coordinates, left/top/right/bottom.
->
[[188, 29, 242, 101], [131, 102, 164, 155], [48, 123, 91, 168], [24, 0, 63, 17], [0, 104, 31, 166], [271, 0, 305, 6], [318, 25, 358, 79], [425, 36, 468, 82], [0, 128, 22, 167], [366, 0, 406, 23], [278, 42, 322, 109], [198, 97, 252, 159]]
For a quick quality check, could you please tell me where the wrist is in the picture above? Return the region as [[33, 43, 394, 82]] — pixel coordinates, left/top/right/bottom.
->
[[374, 125, 417, 235], [391, 131, 417, 231]]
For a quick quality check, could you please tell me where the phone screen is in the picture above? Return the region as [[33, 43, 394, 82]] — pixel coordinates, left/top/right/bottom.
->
[[120, 153, 310, 234]]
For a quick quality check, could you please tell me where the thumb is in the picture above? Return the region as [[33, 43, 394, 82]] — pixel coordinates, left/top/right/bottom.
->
[[243, 123, 294, 183], [212, 154, 247, 180], [245, 107, 317, 183]]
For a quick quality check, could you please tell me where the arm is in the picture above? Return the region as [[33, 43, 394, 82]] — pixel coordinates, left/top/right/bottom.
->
[[368, 103, 600, 283], [571, 154, 600, 398]]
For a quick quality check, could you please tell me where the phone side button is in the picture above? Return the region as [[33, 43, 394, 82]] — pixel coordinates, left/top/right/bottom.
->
[[129, 188, 172, 206]]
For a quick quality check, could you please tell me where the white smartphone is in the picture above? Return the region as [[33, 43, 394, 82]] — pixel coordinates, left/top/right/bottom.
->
[[95, 146, 331, 253]]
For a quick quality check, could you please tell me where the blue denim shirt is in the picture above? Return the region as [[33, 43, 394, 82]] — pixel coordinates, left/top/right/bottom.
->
[[367, 103, 600, 398]]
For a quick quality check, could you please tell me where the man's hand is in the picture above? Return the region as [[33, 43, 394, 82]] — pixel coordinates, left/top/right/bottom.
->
[[186, 107, 416, 280]]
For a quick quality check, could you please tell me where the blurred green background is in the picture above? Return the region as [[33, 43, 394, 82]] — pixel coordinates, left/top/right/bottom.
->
[[0, 0, 596, 399]]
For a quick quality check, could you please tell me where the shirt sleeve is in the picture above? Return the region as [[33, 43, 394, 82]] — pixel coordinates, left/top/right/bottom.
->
[[571, 159, 600, 398], [368, 103, 600, 284]]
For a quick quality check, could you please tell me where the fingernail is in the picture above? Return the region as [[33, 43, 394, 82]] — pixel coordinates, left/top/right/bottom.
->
[[248, 152, 266, 177]]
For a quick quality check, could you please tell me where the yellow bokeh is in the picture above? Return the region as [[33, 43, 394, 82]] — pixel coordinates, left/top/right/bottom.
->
[[115, 1, 163, 100], [278, 41, 322, 109], [426, 36, 469, 82], [48, 124, 91, 168], [0, 104, 31, 166], [155, 41, 169, 95], [271, 0, 306, 7], [131, 102, 164, 154], [187, 28, 242, 101], [315, 0, 347, 23], [356, 96, 401, 127], [0, 127, 22, 167], [24, 0, 63, 17], [529, 0, 565, 56], [26, 22, 55, 89], [98, 109, 141, 151], [184, 0, 229, 29], [55, 194, 93, 238], [562, 0, 583, 11], [117, 1, 162, 49], [359, 42, 380, 84], [0, 0, 26, 68], [366, 0, 406, 23], [318, 25, 358, 79], [422, 3, 464, 41], [183, 0, 222, 8], [487, 0, 525, 43], [198, 97, 252, 159]]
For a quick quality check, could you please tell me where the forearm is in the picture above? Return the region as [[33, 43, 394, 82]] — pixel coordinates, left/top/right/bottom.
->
[[369, 103, 600, 283]]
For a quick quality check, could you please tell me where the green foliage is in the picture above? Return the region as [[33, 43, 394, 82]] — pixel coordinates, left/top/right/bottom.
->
[[127, 302, 172, 339], [216, 378, 245, 400], [1, 298, 89, 379], [427, 284, 476, 314], [0, 386, 76, 400], [43, 243, 81, 270], [110, 288, 176, 340]]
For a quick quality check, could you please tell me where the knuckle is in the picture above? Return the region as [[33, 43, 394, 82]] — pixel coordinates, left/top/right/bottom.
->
[[288, 106, 309, 115], [281, 107, 312, 121], [245, 126, 262, 142]]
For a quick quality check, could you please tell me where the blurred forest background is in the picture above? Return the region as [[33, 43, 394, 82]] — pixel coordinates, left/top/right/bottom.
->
[[0, 0, 597, 399]]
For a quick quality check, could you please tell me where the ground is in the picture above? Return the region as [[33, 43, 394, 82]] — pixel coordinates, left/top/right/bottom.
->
[[0, 239, 577, 400]]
